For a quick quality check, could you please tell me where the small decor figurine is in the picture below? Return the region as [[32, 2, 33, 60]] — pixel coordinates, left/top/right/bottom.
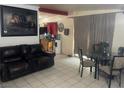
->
[[42, 32, 55, 52]]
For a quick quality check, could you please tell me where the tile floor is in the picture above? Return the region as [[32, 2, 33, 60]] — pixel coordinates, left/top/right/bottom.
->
[[0, 55, 124, 88]]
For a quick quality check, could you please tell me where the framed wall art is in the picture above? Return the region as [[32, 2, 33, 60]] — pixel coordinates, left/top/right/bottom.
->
[[58, 23, 64, 32], [1, 6, 38, 37]]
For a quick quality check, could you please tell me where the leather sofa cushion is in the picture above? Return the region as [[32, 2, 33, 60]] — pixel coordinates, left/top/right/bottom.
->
[[28, 56, 53, 70], [3, 57, 22, 63], [8, 62, 28, 74], [30, 44, 43, 55], [29, 56, 51, 68], [31, 56, 50, 62], [21, 45, 31, 55], [38, 56, 51, 62], [2, 46, 21, 58]]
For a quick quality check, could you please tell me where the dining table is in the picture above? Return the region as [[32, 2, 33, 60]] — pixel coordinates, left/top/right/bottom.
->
[[90, 52, 124, 79]]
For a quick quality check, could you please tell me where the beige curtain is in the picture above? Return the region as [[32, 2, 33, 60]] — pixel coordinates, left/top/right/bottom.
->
[[74, 16, 91, 55], [89, 13, 116, 53], [74, 13, 116, 55]]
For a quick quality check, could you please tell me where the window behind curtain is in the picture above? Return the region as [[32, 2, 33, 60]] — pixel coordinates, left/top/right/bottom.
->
[[74, 13, 116, 55]]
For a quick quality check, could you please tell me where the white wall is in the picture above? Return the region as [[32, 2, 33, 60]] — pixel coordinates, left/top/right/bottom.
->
[[39, 16, 74, 55], [60, 18, 74, 55], [112, 13, 124, 53], [0, 4, 39, 47]]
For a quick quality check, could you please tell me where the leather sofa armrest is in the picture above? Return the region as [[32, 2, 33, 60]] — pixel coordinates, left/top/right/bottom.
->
[[0, 63, 9, 81], [42, 51, 56, 57]]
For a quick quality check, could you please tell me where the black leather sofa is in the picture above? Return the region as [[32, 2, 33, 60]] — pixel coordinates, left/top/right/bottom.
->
[[0, 44, 55, 82]]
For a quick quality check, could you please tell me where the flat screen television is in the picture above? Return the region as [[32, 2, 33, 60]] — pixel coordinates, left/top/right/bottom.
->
[[39, 27, 47, 34], [1, 6, 37, 36]]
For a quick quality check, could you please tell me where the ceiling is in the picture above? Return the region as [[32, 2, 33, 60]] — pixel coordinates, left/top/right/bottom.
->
[[39, 12, 66, 20], [38, 4, 124, 21], [39, 4, 124, 12]]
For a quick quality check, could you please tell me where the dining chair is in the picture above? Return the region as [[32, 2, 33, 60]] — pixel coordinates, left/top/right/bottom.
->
[[97, 56, 124, 88], [78, 49, 97, 78]]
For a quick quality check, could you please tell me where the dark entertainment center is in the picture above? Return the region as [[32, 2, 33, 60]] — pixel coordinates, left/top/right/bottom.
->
[[0, 5, 55, 82]]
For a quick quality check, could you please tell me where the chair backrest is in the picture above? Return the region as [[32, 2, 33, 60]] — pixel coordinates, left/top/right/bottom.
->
[[106, 56, 124, 77], [78, 49, 83, 62], [113, 56, 124, 69], [118, 47, 124, 56]]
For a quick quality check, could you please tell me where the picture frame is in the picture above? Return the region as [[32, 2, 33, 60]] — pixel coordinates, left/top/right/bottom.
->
[[64, 28, 69, 36], [1, 6, 38, 37], [58, 23, 64, 32]]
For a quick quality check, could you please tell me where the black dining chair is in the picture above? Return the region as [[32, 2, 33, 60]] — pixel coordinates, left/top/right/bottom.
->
[[97, 56, 124, 88], [78, 49, 97, 78]]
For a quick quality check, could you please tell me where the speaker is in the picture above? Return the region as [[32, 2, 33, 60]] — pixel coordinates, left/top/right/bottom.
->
[[64, 28, 69, 36]]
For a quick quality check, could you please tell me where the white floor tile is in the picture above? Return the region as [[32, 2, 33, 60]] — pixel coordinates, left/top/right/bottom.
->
[[1, 54, 124, 88]]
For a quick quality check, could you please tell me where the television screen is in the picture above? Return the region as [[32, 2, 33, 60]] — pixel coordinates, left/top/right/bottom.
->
[[1, 6, 37, 36], [39, 27, 47, 34]]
